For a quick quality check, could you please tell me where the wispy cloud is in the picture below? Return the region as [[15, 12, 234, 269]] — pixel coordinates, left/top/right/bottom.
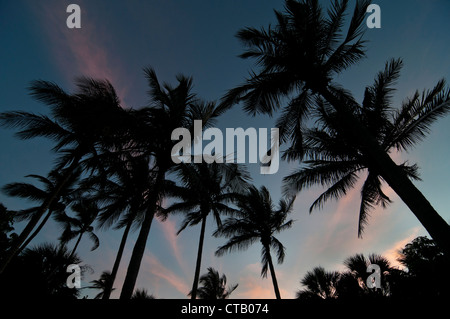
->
[[33, 0, 129, 105], [141, 253, 190, 297]]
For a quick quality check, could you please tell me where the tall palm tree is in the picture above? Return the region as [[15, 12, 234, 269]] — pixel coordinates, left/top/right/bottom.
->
[[89, 271, 115, 299], [56, 198, 100, 259], [189, 267, 238, 299], [296, 266, 340, 301], [214, 185, 295, 299], [94, 155, 156, 299], [1, 169, 81, 254], [119, 68, 219, 299], [283, 59, 447, 236], [218, 0, 450, 253], [0, 77, 129, 273], [165, 162, 250, 299]]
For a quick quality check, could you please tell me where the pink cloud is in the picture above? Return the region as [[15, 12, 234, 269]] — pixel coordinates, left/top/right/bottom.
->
[[382, 227, 420, 268], [157, 217, 188, 272], [33, 1, 129, 105], [141, 253, 190, 296]]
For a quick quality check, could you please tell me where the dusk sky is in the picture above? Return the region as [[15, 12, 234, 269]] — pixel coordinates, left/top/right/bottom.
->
[[1, 0, 449, 299]]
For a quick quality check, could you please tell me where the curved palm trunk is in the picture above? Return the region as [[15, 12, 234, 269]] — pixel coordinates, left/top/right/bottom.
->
[[69, 233, 83, 259], [319, 87, 450, 255], [102, 219, 132, 299], [18, 209, 53, 254], [264, 245, 281, 299], [191, 215, 207, 299], [0, 155, 81, 274], [120, 170, 166, 299]]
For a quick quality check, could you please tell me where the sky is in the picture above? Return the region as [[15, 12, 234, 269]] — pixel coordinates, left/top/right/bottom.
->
[[0, 0, 449, 299]]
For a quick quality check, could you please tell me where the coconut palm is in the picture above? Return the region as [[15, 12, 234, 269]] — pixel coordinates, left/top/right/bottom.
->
[[165, 162, 250, 299], [189, 267, 238, 299], [94, 155, 156, 299], [0, 77, 129, 273], [283, 59, 448, 236], [219, 0, 450, 253], [89, 271, 115, 299], [119, 68, 219, 299], [214, 185, 295, 299], [1, 169, 81, 255], [296, 266, 340, 301], [0, 243, 86, 299], [56, 198, 100, 258]]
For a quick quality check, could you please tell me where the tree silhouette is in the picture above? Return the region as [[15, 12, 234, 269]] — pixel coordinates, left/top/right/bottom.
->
[[89, 271, 114, 299], [296, 266, 340, 301], [165, 162, 249, 299], [0, 77, 130, 273], [119, 68, 219, 299], [189, 267, 238, 299], [56, 198, 100, 259], [283, 59, 448, 236], [214, 185, 295, 299], [218, 0, 450, 254]]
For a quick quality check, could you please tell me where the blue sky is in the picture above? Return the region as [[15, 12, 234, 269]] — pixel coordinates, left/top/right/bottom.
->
[[0, 0, 449, 298]]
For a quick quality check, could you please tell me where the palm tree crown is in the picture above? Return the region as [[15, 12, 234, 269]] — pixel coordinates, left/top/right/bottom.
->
[[283, 59, 450, 236], [214, 185, 295, 299]]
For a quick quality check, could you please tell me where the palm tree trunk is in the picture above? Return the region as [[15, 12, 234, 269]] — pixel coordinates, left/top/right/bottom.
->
[[18, 209, 53, 254], [120, 170, 166, 299], [0, 154, 81, 274], [103, 219, 132, 299], [318, 87, 450, 255], [265, 245, 281, 299], [191, 214, 207, 299], [69, 233, 83, 259]]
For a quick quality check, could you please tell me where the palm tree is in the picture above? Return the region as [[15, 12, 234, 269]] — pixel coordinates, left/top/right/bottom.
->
[[89, 271, 115, 299], [283, 59, 448, 236], [94, 155, 156, 299], [56, 198, 100, 259], [189, 267, 238, 299], [342, 253, 393, 297], [0, 243, 86, 299], [296, 266, 340, 301], [2, 169, 81, 254], [0, 77, 129, 273], [214, 185, 295, 299], [218, 0, 450, 254], [165, 162, 249, 299], [119, 68, 219, 299]]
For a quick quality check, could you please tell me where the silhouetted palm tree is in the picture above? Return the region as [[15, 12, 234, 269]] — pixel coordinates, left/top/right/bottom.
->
[[214, 186, 295, 299], [342, 253, 393, 297], [89, 271, 114, 299], [0, 243, 86, 299], [131, 289, 155, 299], [94, 155, 153, 299], [0, 77, 129, 273], [218, 0, 450, 254], [165, 162, 250, 299], [2, 169, 81, 254], [189, 267, 238, 299], [56, 198, 100, 258], [296, 266, 340, 301], [119, 68, 219, 299], [283, 59, 448, 236]]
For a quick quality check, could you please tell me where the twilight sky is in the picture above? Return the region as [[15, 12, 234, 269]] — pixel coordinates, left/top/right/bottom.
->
[[0, 0, 449, 299]]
